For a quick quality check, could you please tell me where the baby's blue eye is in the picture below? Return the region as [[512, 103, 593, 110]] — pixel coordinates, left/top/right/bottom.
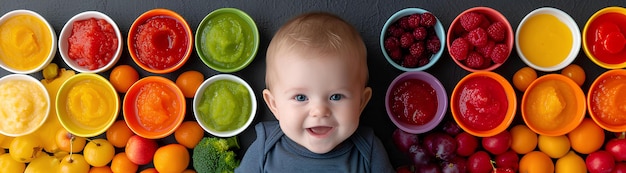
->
[[330, 94, 342, 101], [295, 95, 307, 101]]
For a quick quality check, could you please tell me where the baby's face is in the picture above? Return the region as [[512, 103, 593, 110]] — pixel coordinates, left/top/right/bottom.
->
[[264, 51, 370, 154]]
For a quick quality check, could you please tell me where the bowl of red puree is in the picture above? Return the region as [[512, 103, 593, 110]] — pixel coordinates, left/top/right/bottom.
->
[[522, 74, 585, 136], [195, 8, 259, 73], [451, 71, 516, 137], [123, 76, 186, 139], [128, 9, 193, 74], [588, 69, 626, 132], [385, 71, 447, 134], [59, 11, 122, 73], [193, 74, 257, 137], [583, 7, 626, 69]]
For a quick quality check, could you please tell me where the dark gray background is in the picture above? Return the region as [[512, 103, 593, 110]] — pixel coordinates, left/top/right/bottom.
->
[[0, 0, 622, 170]]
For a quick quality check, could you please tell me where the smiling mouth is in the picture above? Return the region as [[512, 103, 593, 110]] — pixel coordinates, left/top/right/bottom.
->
[[307, 126, 333, 137]]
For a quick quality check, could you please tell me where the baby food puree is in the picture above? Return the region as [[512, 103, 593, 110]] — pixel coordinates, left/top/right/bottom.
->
[[197, 79, 252, 132], [524, 77, 579, 131], [590, 74, 626, 125], [65, 79, 117, 128], [518, 13, 573, 68], [136, 82, 182, 131], [586, 12, 626, 64], [0, 78, 48, 135], [0, 14, 53, 71], [456, 76, 508, 131], [199, 12, 255, 68]]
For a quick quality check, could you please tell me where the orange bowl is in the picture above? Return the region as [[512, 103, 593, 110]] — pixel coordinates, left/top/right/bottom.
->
[[447, 7, 514, 72], [588, 69, 626, 132], [522, 74, 585, 136], [451, 72, 516, 137], [123, 76, 186, 139], [128, 8, 193, 74]]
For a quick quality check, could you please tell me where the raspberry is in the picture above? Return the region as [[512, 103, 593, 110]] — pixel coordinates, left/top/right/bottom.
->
[[389, 49, 403, 61], [420, 12, 436, 27], [400, 32, 415, 48], [459, 12, 485, 31], [487, 21, 506, 42], [402, 54, 419, 67], [408, 14, 421, 29], [418, 57, 430, 67], [465, 51, 485, 69], [399, 16, 411, 30], [476, 41, 495, 57], [467, 28, 488, 47], [384, 37, 400, 51], [388, 24, 405, 38], [409, 41, 425, 57], [450, 37, 472, 61], [490, 44, 509, 64], [413, 26, 428, 41], [426, 35, 441, 53]]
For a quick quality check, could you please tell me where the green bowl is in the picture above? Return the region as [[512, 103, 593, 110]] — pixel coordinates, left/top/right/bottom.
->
[[195, 8, 259, 73]]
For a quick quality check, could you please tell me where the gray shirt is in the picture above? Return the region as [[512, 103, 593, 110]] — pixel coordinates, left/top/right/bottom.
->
[[235, 121, 395, 173]]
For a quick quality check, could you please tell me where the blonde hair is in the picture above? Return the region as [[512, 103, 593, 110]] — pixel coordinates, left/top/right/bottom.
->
[[265, 12, 368, 89]]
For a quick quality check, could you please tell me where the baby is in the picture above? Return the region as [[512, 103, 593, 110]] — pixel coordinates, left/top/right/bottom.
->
[[235, 12, 394, 172]]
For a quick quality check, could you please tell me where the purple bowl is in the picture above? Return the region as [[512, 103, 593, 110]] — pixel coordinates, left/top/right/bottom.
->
[[385, 71, 447, 134]]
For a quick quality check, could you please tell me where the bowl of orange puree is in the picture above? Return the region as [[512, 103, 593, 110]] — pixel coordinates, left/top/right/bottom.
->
[[588, 69, 626, 132]]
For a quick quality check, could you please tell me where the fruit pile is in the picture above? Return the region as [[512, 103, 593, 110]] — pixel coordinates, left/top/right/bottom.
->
[[383, 12, 442, 68], [449, 11, 510, 69]]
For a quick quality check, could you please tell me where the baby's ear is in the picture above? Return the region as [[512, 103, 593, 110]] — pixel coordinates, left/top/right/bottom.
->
[[263, 89, 281, 120], [360, 87, 372, 113]]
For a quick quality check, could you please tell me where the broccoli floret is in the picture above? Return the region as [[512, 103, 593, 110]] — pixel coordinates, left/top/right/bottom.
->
[[193, 136, 241, 173]]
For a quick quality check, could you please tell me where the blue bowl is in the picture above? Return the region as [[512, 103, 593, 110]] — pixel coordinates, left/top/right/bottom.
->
[[380, 8, 446, 71]]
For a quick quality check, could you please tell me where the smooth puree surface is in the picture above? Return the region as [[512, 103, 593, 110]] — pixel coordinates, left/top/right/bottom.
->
[[519, 14, 573, 68], [0, 14, 52, 71]]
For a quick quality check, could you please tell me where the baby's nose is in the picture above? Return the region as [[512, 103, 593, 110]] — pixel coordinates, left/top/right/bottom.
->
[[310, 102, 331, 117]]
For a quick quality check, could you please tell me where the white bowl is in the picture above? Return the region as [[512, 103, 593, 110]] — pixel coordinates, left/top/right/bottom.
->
[[59, 11, 122, 73], [193, 74, 257, 137], [0, 10, 56, 74], [0, 74, 50, 137], [515, 7, 581, 72]]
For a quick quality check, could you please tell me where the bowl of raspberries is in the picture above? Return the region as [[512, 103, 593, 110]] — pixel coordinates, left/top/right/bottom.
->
[[380, 8, 445, 71], [447, 7, 514, 72]]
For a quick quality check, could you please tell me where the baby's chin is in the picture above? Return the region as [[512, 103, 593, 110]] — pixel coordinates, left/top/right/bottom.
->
[[305, 144, 337, 154]]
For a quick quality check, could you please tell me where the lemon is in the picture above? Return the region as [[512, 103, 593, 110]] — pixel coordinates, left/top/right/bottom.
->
[[538, 134, 570, 158], [555, 151, 586, 173]]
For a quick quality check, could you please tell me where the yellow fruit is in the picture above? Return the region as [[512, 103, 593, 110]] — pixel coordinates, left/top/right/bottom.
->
[[9, 134, 43, 163], [58, 154, 90, 173], [24, 154, 60, 173], [1, 136, 13, 149], [519, 151, 554, 173], [42, 63, 59, 80], [510, 124, 538, 154], [83, 139, 115, 167], [0, 154, 25, 173], [538, 135, 570, 158], [555, 151, 586, 173]]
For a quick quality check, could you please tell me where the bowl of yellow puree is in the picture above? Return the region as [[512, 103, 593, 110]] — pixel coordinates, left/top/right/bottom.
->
[[56, 73, 119, 137], [0, 9, 56, 74], [0, 74, 50, 137], [522, 74, 586, 136], [516, 7, 581, 72]]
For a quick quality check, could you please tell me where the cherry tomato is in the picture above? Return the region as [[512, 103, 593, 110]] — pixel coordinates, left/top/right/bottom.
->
[[513, 67, 537, 92], [176, 70, 204, 98], [109, 65, 139, 93], [561, 64, 585, 86]]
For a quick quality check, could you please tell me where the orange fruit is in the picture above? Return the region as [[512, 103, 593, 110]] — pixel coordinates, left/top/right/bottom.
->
[[176, 70, 204, 98], [555, 151, 587, 173], [182, 169, 196, 173], [561, 64, 585, 86], [568, 118, 605, 154], [89, 166, 113, 173], [175, 121, 205, 148], [109, 65, 139, 93], [106, 120, 134, 148], [154, 144, 189, 173], [538, 134, 570, 158], [510, 124, 538, 154], [110, 152, 138, 173], [519, 151, 554, 173], [140, 168, 159, 173], [513, 67, 537, 92]]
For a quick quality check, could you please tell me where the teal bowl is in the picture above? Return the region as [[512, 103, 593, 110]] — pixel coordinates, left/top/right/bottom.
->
[[380, 8, 446, 71], [195, 8, 259, 73]]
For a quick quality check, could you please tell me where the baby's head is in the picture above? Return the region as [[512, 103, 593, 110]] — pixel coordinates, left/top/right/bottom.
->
[[262, 12, 372, 154]]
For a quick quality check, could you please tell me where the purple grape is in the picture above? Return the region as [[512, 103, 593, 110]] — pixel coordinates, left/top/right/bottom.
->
[[440, 156, 467, 173], [418, 162, 442, 173], [442, 120, 462, 136], [408, 144, 432, 166], [423, 132, 458, 161], [392, 128, 419, 153]]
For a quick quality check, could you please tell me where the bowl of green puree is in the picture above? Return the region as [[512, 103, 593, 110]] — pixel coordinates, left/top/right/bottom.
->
[[195, 8, 259, 73], [193, 74, 257, 137]]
